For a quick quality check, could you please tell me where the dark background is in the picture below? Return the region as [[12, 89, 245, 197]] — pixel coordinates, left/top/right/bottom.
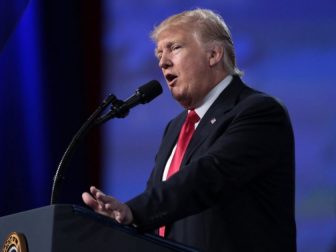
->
[[0, 0, 102, 210]]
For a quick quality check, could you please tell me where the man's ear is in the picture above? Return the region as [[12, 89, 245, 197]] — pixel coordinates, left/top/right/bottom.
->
[[208, 43, 224, 67]]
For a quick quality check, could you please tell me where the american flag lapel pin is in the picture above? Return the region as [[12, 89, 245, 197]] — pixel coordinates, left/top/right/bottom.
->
[[210, 118, 216, 124]]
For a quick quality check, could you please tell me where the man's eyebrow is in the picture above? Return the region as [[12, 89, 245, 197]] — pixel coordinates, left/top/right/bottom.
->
[[155, 41, 176, 53], [154, 40, 182, 58]]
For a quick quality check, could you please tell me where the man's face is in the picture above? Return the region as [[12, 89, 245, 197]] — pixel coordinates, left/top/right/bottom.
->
[[156, 27, 215, 108]]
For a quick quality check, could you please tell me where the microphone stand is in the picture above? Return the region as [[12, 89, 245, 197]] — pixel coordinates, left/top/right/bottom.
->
[[50, 94, 122, 204], [50, 80, 162, 204]]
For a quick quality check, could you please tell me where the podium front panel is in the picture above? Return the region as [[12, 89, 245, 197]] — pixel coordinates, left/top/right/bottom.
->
[[0, 205, 199, 252]]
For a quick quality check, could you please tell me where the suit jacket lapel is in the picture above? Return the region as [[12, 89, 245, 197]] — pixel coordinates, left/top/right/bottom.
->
[[153, 76, 247, 180], [181, 76, 246, 166]]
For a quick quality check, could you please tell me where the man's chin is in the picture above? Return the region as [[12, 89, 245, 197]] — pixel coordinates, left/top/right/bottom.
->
[[171, 93, 191, 109], [171, 91, 183, 102]]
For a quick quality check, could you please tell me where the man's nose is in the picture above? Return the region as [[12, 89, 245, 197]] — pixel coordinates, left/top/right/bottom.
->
[[159, 53, 172, 69]]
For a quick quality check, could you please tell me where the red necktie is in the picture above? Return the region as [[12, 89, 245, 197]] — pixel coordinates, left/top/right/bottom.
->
[[159, 110, 200, 237]]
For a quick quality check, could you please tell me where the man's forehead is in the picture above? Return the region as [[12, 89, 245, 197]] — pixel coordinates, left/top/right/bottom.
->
[[157, 29, 181, 43], [155, 27, 194, 49]]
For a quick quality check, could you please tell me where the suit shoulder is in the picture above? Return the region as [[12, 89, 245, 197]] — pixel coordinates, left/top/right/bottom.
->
[[239, 86, 289, 114], [231, 85, 293, 128]]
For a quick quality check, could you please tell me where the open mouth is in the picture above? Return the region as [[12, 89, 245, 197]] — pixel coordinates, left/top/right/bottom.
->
[[165, 74, 177, 84]]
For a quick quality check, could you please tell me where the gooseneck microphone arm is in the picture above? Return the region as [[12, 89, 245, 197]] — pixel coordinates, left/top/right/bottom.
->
[[50, 80, 162, 205], [50, 94, 117, 204]]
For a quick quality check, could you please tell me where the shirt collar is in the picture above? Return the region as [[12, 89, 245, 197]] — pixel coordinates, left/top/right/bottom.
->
[[191, 75, 233, 119]]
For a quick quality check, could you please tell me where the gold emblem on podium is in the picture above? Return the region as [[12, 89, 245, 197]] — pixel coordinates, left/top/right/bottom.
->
[[1, 232, 27, 252]]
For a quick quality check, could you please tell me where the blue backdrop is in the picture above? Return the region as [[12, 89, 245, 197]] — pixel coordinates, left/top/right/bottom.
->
[[101, 1, 336, 252]]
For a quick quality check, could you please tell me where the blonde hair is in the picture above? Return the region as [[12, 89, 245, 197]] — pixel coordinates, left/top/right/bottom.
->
[[151, 9, 243, 76]]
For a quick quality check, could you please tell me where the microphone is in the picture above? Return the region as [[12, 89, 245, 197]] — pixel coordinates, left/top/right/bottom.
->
[[50, 80, 162, 204], [116, 80, 162, 114], [95, 80, 163, 124]]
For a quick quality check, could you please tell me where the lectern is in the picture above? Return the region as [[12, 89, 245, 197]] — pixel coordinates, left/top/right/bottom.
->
[[0, 205, 199, 252]]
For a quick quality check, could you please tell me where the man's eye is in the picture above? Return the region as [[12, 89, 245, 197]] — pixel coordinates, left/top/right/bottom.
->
[[156, 52, 162, 60], [172, 45, 181, 50]]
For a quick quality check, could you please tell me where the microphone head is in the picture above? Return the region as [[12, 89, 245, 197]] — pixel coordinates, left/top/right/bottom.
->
[[137, 80, 163, 104]]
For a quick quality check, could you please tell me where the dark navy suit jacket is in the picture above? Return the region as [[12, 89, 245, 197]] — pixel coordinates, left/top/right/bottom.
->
[[127, 76, 296, 252]]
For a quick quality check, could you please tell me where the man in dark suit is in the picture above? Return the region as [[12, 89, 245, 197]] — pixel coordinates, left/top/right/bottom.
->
[[82, 9, 296, 252]]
